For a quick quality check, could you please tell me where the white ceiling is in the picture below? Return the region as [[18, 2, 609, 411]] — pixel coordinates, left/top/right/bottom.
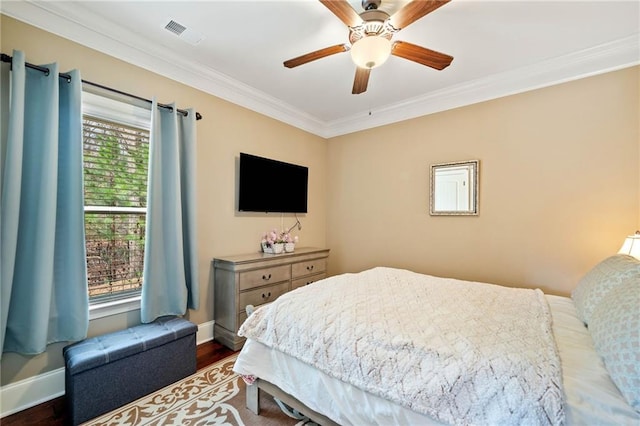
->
[[2, 1, 639, 138]]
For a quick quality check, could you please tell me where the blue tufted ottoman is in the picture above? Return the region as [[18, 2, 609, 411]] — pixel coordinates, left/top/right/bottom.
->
[[63, 316, 197, 425]]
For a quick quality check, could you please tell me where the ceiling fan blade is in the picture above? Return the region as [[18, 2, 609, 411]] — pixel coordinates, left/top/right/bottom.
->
[[389, 0, 451, 30], [284, 44, 349, 68], [352, 67, 371, 95], [319, 0, 362, 27], [391, 41, 453, 70]]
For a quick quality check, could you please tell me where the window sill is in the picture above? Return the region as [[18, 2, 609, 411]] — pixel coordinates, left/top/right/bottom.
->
[[89, 296, 141, 320]]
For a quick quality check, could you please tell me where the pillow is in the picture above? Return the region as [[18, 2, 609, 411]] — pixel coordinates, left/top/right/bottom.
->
[[571, 254, 640, 325], [589, 279, 640, 412]]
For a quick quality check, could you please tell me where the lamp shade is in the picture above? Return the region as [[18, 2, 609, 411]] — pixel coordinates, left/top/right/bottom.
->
[[350, 36, 391, 69], [618, 231, 640, 259]]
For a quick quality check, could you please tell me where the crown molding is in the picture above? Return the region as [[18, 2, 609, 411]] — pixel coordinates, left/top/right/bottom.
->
[[2, 1, 638, 139], [0, 1, 328, 136], [326, 34, 640, 137]]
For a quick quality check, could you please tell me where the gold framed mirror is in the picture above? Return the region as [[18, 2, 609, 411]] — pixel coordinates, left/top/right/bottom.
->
[[430, 160, 479, 216]]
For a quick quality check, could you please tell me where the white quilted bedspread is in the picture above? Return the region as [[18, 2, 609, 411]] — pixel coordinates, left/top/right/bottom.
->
[[238, 267, 565, 425]]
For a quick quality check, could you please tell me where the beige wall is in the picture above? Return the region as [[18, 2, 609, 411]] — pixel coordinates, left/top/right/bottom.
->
[[327, 66, 639, 295], [1, 16, 327, 384]]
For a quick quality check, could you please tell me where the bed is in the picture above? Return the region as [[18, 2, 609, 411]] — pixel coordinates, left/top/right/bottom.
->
[[233, 255, 640, 425]]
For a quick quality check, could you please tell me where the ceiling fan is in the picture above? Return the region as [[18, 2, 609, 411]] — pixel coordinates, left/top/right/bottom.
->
[[283, 0, 454, 95]]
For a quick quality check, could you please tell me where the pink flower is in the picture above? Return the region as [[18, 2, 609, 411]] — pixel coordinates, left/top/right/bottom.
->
[[262, 228, 298, 248]]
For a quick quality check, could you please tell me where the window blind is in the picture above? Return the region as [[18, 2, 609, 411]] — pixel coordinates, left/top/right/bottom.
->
[[83, 115, 149, 301]]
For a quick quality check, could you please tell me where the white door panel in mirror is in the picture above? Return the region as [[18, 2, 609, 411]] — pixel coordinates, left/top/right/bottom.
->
[[430, 160, 479, 216]]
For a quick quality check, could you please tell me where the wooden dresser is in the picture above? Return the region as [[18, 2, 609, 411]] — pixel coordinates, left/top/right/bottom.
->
[[213, 247, 330, 350]]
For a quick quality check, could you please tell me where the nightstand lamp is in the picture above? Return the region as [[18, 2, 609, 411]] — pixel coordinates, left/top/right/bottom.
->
[[618, 231, 640, 260]]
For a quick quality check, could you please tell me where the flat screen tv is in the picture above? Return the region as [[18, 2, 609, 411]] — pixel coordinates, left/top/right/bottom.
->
[[238, 153, 308, 213]]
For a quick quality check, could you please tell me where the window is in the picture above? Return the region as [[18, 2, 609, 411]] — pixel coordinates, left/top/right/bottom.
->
[[82, 92, 151, 307]]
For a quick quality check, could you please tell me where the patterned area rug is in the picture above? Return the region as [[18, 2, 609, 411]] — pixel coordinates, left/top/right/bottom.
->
[[84, 354, 308, 425]]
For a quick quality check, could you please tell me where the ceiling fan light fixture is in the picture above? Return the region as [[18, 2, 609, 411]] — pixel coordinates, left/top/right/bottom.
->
[[350, 36, 391, 69]]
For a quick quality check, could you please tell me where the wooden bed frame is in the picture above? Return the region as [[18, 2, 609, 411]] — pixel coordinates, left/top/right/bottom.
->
[[246, 378, 340, 426]]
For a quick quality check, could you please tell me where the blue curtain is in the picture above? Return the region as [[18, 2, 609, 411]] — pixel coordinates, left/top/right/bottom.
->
[[141, 99, 199, 323], [1, 50, 88, 356]]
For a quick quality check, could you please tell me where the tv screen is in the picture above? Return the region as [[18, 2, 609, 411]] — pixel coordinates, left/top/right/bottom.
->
[[238, 153, 308, 213]]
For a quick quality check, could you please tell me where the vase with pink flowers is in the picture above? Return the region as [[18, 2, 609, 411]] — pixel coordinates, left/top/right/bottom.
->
[[261, 229, 298, 254]]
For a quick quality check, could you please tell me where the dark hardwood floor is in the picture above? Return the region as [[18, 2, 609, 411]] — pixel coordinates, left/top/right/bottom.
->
[[2, 341, 236, 425]]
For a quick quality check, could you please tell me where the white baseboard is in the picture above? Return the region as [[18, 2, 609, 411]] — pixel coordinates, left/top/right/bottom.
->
[[196, 319, 215, 345], [0, 367, 65, 418], [0, 320, 216, 418]]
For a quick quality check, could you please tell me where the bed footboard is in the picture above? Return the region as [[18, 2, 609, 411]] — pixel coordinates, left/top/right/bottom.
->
[[246, 378, 340, 426]]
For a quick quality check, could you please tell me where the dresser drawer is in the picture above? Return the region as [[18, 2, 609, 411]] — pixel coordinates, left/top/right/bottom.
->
[[240, 282, 289, 308], [239, 265, 290, 291], [292, 258, 326, 278], [292, 273, 326, 291]]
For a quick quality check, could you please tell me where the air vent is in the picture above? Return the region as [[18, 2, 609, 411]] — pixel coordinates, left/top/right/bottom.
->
[[164, 20, 186, 36], [163, 19, 205, 46]]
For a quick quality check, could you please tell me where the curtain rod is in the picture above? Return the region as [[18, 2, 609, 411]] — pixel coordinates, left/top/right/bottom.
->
[[1, 53, 202, 121]]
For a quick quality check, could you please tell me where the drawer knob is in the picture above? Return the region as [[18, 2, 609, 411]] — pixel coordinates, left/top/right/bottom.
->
[[261, 292, 271, 299], [307, 281, 313, 285], [306, 265, 314, 271], [262, 274, 271, 281]]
